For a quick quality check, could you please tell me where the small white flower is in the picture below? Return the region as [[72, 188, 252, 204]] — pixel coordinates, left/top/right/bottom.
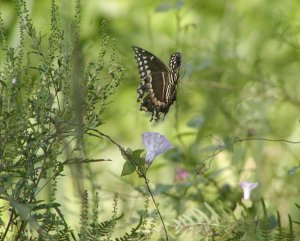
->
[[142, 132, 172, 164], [12, 78, 17, 85], [239, 181, 258, 200]]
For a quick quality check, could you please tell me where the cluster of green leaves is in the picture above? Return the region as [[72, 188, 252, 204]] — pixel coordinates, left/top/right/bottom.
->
[[1, 0, 300, 241], [0, 0, 123, 240], [121, 149, 146, 177], [171, 199, 297, 241], [78, 191, 156, 241]]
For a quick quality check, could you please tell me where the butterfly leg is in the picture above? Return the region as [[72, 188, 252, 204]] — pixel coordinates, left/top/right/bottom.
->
[[154, 111, 161, 122]]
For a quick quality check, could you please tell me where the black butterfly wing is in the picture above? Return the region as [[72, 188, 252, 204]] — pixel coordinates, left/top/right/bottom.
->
[[132, 46, 176, 121], [132, 46, 169, 77]]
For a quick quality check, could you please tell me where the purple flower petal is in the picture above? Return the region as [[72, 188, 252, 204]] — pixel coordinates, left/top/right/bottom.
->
[[239, 181, 258, 200], [175, 168, 189, 182], [142, 132, 173, 164]]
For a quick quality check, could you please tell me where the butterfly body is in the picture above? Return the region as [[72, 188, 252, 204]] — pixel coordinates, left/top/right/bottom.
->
[[132, 46, 181, 121]]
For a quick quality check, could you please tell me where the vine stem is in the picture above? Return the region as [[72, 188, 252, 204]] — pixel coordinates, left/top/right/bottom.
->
[[142, 175, 169, 241], [201, 136, 300, 164], [2, 210, 14, 241], [87, 128, 169, 240], [87, 129, 300, 239], [234, 136, 300, 144]]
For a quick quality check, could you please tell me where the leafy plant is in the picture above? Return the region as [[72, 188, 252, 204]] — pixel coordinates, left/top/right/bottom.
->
[[1, 1, 300, 241], [0, 0, 123, 240]]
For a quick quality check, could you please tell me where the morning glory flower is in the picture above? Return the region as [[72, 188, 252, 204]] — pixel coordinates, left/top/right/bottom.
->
[[142, 132, 173, 164], [239, 181, 258, 200], [175, 168, 189, 183]]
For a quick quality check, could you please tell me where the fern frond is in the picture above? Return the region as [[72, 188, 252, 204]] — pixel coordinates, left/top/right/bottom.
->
[[56, 227, 73, 241], [275, 211, 285, 241], [285, 214, 296, 241], [294, 203, 300, 225], [259, 198, 273, 241], [172, 204, 223, 238], [115, 216, 146, 241], [88, 218, 118, 240]]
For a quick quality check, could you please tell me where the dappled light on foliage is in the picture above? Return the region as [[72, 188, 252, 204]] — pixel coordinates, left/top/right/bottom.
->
[[0, 0, 300, 240]]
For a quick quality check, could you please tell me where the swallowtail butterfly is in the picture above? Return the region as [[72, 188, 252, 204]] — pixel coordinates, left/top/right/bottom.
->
[[132, 46, 181, 121]]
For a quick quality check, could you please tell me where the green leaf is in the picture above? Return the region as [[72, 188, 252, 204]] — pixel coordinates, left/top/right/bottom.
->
[[132, 149, 144, 160], [121, 149, 145, 176], [241, 199, 253, 208], [233, 203, 244, 219], [187, 115, 204, 129], [121, 160, 135, 177], [132, 149, 144, 168], [155, 0, 183, 12], [152, 184, 173, 195], [288, 166, 299, 176], [121, 148, 132, 162], [120, 149, 137, 176]]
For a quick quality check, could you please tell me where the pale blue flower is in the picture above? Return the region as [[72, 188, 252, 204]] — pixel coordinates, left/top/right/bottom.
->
[[239, 181, 258, 200], [12, 78, 17, 85], [142, 132, 172, 164]]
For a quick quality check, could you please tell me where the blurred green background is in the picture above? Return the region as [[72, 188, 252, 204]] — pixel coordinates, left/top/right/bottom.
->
[[1, 0, 300, 239]]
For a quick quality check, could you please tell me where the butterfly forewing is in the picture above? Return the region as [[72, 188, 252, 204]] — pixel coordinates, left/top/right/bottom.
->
[[133, 46, 169, 77], [132, 46, 181, 121]]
